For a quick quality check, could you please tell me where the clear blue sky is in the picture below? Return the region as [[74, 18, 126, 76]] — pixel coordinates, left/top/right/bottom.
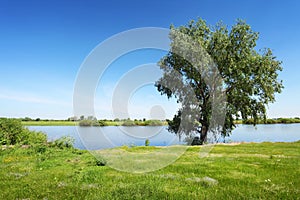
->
[[0, 0, 299, 119]]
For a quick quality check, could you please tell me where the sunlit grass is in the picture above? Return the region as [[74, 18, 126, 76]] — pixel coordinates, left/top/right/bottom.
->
[[1, 142, 299, 199]]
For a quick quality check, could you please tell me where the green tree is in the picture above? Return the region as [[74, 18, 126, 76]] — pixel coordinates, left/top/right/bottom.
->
[[156, 19, 283, 144], [23, 117, 32, 121]]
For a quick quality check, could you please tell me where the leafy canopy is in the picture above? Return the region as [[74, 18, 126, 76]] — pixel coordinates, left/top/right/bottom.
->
[[156, 19, 283, 142]]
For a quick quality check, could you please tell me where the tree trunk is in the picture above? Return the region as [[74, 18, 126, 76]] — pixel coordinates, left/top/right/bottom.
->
[[200, 125, 208, 145]]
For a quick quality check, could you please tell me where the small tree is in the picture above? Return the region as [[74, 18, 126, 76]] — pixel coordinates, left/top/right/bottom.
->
[[156, 19, 283, 144]]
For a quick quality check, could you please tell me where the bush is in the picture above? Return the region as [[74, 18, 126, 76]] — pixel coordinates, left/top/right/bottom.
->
[[20, 128, 47, 145], [50, 136, 74, 149], [0, 118, 48, 146], [133, 120, 144, 126], [122, 120, 136, 126], [144, 120, 164, 126], [98, 120, 107, 126], [79, 120, 92, 126], [0, 118, 23, 145], [266, 119, 276, 124], [34, 144, 47, 154], [145, 139, 150, 146], [79, 119, 106, 126], [277, 118, 293, 124], [95, 157, 107, 166], [91, 120, 100, 126]]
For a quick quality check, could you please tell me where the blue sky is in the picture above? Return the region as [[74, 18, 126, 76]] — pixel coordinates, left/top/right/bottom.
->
[[0, 0, 299, 119]]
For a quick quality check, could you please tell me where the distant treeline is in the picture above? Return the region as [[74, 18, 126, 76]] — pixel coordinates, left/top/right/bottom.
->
[[17, 116, 300, 126], [19, 116, 166, 127], [235, 117, 300, 124], [78, 119, 166, 127]]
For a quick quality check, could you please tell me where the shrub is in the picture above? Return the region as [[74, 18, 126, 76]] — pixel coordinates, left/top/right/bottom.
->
[[79, 120, 92, 126], [51, 136, 74, 149], [0, 118, 48, 146], [79, 119, 105, 126], [266, 119, 276, 124], [278, 118, 293, 124], [95, 157, 107, 166], [0, 118, 23, 145], [133, 120, 144, 126], [91, 120, 100, 126], [34, 144, 47, 154], [145, 139, 150, 146], [144, 120, 164, 126], [98, 120, 107, 126], [122, 120, 136, 126], [20, 128, 47, 145]]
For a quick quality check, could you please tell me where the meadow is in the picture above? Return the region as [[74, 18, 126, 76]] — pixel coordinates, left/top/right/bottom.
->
[[2, 118, 299, 199], [1, 142, 299, 199]]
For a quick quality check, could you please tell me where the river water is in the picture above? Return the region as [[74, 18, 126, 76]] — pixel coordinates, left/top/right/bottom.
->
[[28, 124, 300, 150]]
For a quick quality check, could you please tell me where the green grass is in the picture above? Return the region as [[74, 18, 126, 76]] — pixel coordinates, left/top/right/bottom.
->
[[1, 142, 299, 199], [103, 121, 123, 126]]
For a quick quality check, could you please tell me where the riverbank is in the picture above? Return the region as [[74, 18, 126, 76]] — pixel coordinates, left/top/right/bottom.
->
[[21, 121, 78, 126], [21, 120, 167, 126], [1, 141, 299, 199], [21, 120, 126, 126], [234, 117, 300, 124], [21, 117, 300, 126]]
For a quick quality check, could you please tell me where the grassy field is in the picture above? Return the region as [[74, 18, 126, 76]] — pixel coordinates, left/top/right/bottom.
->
[[1, 142, 299, 199]]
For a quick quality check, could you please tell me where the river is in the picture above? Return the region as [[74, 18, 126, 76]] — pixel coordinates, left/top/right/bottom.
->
[[28, 124, 300, 150]]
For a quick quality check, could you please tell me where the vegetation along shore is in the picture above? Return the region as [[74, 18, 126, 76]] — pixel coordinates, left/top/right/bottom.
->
[[19, 117, 300, 126]]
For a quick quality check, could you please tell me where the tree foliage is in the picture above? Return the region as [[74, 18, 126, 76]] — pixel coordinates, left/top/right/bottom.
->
[[0, 118, 47, 145], [156, 19, 283, 144]]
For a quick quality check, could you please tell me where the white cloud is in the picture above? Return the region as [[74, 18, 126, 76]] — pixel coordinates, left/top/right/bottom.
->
[[0, 93, 70, 106]]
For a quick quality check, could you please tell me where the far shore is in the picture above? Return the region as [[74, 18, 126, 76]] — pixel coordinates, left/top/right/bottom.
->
[[21, 117, 300, 126]]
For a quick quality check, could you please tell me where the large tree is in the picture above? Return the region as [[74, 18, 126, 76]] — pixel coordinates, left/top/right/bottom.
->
[[156, 19, 283, 144]]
